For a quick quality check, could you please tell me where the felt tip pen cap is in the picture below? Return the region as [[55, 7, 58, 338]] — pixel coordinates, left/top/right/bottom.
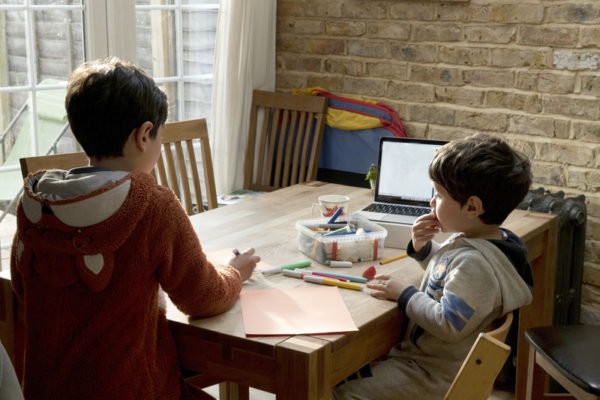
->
[[328, 260, 352, 268]]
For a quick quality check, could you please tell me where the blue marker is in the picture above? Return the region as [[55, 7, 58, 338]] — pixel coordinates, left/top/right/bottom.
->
[[327, 207, 344, 224], [313, 270, 369, 283]]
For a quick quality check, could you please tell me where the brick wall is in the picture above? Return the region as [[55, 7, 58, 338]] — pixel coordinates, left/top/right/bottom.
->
[[276, 0, 600, 324]]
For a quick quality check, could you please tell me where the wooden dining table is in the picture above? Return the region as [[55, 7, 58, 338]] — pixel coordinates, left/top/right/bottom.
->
[[166, 181, 558, 400]]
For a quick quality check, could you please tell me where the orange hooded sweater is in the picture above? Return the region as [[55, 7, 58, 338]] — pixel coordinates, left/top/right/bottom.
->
[[11, 169, 242, 399]]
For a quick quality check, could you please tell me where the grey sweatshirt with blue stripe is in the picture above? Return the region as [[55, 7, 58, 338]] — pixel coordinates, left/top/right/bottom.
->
[[392, 229, 532, 395]]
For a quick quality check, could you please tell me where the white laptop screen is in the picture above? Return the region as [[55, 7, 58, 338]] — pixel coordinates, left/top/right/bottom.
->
[[375, 138, 447, 205]]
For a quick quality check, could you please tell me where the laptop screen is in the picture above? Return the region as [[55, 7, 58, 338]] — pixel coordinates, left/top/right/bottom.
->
[[375, 137, 447, 205]]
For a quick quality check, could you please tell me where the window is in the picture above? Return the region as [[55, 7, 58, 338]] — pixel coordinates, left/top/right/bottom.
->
[[0, 0, 219, 250]]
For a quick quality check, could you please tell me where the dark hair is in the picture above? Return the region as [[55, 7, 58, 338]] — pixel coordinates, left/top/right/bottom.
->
[[429, 133, 532, 225], [65, 57, 168, 158]]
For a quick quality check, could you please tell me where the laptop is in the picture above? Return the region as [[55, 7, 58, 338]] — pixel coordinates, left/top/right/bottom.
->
[[358, 137, 447, 226]]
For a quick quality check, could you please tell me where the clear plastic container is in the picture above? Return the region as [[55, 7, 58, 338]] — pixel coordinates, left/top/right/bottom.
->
[[295, 214, 387, 264]]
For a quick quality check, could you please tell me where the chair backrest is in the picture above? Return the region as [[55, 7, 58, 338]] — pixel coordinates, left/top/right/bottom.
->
[[243, 90, 328, 192], [19, 152, 89, 178], [445, 312, 513, 400], [153, 118, 218, 215]]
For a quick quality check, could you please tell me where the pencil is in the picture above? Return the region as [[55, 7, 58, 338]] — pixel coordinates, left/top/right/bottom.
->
[[379, 254, 408, 265]]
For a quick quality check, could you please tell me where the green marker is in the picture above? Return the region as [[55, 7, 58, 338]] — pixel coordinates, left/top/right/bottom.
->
[[262, 260, 311, 275]]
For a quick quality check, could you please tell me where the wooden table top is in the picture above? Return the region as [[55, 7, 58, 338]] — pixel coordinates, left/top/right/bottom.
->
[[166, 181, 555, 351]]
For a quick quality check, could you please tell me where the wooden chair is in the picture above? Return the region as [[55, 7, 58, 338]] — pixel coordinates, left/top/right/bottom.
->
[[525, 325, 600, 400], [445, 311, 514, 400], [243, 90, 327, 192], [19, 152, 89, 178], [154, 118, 218, 215]]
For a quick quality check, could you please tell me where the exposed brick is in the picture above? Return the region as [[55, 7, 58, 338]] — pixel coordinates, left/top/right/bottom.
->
[[464, 69, 514, 88], [545, 4, 600, 24], [409, 104, 455, 126], [439, 46, 488, 66], [343, 77, 387, 97], [278, 18, 323, 35], [306, 75, 343, 91], [402, 121, 428, 138], [585, 214, 600, 240], [324, 58, 363, 76], [436, 4, 490, 23], [543, 95, 600, 120], [367, 22, 410, 40], [464, 25, 516, 44], [428, 125, 477, 142], [488, 4, 544, 23], [390, 3, 436, 21], [343, 2, 388, 19], [348, 40, 388, 58], [366, 61, 408, 80], [388, 82, 435, 103], [567, 167, 600, 191], [490, 48, 551, 68], [580, 74, 600, 96], [277, 54, 322, 72], [276, 71, 307, 90], [413, 24, 462, 42], [435, 86, 485, 107], [410, 65, 464, 86], [531, 162, 566, 187], [304, 0, 343, 18], [307, 37, 346, 55], [572, 121, 600, 142], [454, 110, 509, 132], [518, 26, 579, 47], [586, 195, 600, 219], [554, 50, 600, 71], [507, 138, 536, 161], [486, 91, 542, 113], [516, 71, 575, 94], [581, 27, 600, 48], [536, 140, 595, 167], [390, 43, 437, 63], [325, 21, 366, 37], [509, 115, 569, 138], [277, 1, 307, 18], [583, 260, 600, 285]]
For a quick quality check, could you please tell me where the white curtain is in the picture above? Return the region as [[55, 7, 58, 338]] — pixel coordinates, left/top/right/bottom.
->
[[210, 0, 277, 195]]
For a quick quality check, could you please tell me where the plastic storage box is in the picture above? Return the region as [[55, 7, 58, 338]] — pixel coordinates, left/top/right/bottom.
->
[[295, 214, 387, 264]]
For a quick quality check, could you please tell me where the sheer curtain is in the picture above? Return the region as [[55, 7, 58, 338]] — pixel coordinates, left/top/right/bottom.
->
[[210, 0, 276, 195]]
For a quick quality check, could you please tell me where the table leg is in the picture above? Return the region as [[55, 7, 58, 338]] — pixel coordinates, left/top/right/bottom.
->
[[275, 335, 331, 400], [218, 382, 249, 400]]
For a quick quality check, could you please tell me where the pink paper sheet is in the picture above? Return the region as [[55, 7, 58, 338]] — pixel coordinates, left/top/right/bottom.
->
[[240, 286, 358, 337]]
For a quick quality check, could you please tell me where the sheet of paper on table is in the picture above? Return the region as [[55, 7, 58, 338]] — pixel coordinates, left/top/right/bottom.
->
[[240, 286, 358, 337]]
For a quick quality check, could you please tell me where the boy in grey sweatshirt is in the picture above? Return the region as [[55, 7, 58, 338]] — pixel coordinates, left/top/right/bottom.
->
[[332, 134, 533, 400]]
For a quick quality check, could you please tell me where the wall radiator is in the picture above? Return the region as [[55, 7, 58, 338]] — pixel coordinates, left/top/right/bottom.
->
[[517, 187, 587, 325]]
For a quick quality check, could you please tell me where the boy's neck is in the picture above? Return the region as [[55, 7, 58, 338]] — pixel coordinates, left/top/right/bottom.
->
[[463, 224, 503, 240]]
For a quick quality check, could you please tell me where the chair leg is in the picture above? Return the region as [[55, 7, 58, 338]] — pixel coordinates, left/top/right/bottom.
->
[[218, 382, 249, 400]]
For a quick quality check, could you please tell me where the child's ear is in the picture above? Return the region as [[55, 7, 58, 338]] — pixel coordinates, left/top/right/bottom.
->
[[133, 121, 155, 152], [465, 195, 484, 218]]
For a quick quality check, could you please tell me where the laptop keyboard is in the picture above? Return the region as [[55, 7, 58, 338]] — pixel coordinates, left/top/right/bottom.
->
[[363, 203, 431, 217]]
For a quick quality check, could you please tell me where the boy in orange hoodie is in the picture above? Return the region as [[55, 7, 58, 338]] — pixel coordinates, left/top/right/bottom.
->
[[11, 57, 259, 399]]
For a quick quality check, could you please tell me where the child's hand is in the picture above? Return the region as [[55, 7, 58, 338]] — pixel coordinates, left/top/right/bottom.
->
[[366, 275, 410, 301], [225, 248, 260, 282], [412, 211, 440, 252]]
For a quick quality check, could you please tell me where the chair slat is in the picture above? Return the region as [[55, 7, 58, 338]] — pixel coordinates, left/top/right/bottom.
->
[[243, 90, 328, 192], [159, 118, 217, 215], [174, 141, 193, 215], [290, 111, 307, 186]]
